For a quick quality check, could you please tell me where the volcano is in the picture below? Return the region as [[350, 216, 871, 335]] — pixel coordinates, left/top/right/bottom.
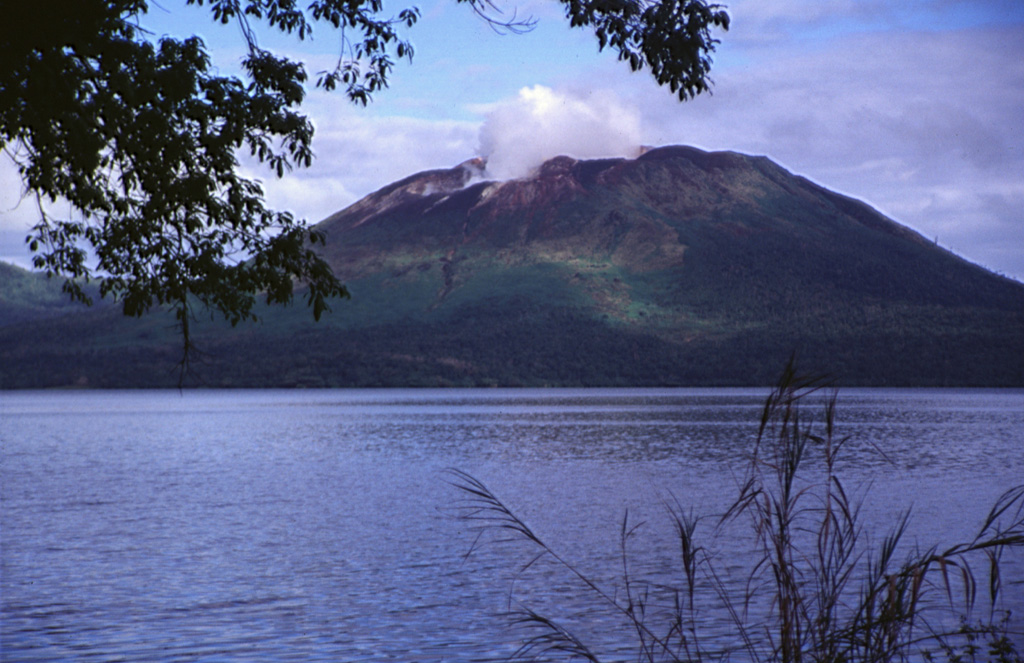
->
[[3, 146, 1023, 387]]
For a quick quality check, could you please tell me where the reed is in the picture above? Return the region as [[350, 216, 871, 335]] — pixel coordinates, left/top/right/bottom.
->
[[449, 364, 1024, 662]]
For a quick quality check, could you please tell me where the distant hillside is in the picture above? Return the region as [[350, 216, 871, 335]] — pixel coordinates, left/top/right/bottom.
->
[[0, 262, 107, 327], [2, 146, 1023, 388]]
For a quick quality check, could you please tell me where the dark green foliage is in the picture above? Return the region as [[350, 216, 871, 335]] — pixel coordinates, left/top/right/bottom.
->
[[552, 0, 728, 99], [3, 286, 1022, 388], [0, 0, 729, 376], [1, 0, 352, 371]]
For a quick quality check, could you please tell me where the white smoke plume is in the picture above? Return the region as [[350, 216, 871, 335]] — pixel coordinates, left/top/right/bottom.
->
[[477, 86, 643, 180]]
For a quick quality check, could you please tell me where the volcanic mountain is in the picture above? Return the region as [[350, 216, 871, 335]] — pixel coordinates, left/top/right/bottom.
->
[[2, 145, 1023, 387]]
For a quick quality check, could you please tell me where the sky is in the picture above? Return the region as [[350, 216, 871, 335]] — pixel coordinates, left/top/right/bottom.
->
[[2, 0, 1023, 281]]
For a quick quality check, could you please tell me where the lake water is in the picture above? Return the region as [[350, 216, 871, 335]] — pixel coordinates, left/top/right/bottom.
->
[[2, 388, 1023, 661]]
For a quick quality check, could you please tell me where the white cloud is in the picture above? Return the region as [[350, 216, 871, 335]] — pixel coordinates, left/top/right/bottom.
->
[[283, 25, 1024, 280], [627, 24, 1024, 280], [243, 100, 479, 221], [476, 85, 643, 180], [724, 0, 1024, 45], [0, 154, 34, 233], [730, 0, 868, 27], [1, 154, 58, 269], [4, 0, 1022, 284]]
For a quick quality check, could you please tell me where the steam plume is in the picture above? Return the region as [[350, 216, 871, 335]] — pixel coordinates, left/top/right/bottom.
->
[[477, 86, 643, 180]]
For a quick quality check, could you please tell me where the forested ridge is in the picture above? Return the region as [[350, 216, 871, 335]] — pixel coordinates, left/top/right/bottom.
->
[[3, 147, 1023, 388]]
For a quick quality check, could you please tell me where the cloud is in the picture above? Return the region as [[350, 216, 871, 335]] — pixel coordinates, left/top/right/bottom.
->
[[0, 155, 34, 233], [628, 24, 1024, 280], [476, 85, 643, 180], [4, 1, 1022, 283], [1, 154, 62, 269], [242, 99, 479, 221], [724, 0, 1024, 45], [280, 24, 1024, 280], [0, 104, 478, 270], [730, 0, 868, 29]]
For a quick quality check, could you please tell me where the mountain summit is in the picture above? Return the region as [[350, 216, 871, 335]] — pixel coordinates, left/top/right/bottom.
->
[[318, 145, 966, 297], [3, 146, 1022, 387], [297, 145, 1024, 386]]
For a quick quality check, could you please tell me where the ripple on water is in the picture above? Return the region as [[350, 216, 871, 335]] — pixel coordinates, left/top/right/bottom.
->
[[2, 388, 1022, 661]]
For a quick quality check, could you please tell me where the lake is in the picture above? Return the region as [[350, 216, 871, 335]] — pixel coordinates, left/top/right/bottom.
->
[[2, 388, 1023, 661]]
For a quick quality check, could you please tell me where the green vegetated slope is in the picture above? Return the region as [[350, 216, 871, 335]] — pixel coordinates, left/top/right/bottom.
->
[[0, 263, 190, 387], [2, 145, 1023, 388], [0, 261, 101, 326]]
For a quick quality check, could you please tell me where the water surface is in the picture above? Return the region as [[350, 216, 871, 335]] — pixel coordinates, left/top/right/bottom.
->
[[3, 388, 1022, 660]]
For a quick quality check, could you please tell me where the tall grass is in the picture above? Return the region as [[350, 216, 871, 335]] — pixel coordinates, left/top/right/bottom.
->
[[450, 364, 1024, 662]]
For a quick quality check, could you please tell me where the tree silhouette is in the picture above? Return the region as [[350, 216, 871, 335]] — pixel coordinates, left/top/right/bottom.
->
[[0, 0, 728, 370]]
